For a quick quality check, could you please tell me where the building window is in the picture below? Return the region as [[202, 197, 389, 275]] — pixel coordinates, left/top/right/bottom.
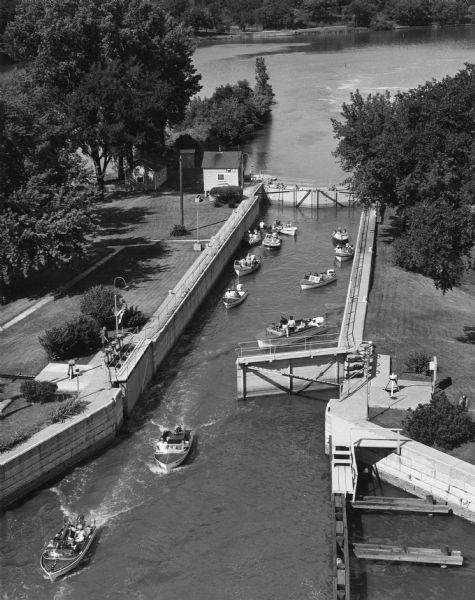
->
[[217, 173, 225, 181], [136, 176, 144, 183]]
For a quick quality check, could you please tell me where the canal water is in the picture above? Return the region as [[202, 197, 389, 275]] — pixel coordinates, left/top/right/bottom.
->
[[2, 26, 475, 600]]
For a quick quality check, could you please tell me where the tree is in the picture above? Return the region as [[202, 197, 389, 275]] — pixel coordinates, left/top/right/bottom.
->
[[403, 391, 475, 450], [253, 57, 274, 120], [5, 0, 201, 185], [0, 176, 98, 292], [332, 64, 475, 292]]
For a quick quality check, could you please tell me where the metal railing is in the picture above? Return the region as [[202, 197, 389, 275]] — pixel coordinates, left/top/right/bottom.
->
[[236, 332, 341, 359], [338, 209, 372, 350]]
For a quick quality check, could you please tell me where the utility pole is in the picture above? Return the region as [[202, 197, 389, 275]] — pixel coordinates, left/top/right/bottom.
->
[[179, 153, 184, 226]]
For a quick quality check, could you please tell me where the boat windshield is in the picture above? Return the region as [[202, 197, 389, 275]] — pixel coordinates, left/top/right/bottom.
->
[[166, 437, 183, 444]]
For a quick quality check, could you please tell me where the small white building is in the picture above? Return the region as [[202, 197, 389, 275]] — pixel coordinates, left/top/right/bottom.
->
[[126, 157, 167, 191], [201, 150, 242, 194]]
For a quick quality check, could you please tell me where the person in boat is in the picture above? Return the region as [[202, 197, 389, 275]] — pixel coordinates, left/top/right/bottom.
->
[[240, 258, 246, 268], [280, 315, 288, 335], [250, 254, 256, 265], [175, 426, 183, 434], [287, 316, 296, 336], [254, 229, 259, 235], [259, 221, 265, 229], [245, 254, 252, 266], [73, 523, 85, 551], [286, 221, 292, 227]]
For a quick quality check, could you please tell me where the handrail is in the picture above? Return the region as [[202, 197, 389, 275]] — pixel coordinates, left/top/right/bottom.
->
[[236, 333, 341, 358]]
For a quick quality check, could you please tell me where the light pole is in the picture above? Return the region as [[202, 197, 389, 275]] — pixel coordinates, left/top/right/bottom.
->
[[179, 153, 184, 226], [113, 277, 128, 339]]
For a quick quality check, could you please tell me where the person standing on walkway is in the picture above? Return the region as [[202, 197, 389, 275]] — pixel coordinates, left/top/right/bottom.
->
[[67, 359, 75, 380]]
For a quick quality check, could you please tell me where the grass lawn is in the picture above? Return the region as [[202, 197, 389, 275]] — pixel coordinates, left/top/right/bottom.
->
[[364, 212, 475, 465]]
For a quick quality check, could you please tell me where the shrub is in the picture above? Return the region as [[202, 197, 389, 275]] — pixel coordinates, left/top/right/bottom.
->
[[80, 285, 116, 326], [20, 380, 58, 403], [403, 391, 475, 450], [209, 185, 243, 207], [404, 351, 431, 374], [49, 399, 88, 423], [170, 224, 189, 236], [122, 305, 147, 329], [39, 315, 101, 360], [0, 431, 32, 453]]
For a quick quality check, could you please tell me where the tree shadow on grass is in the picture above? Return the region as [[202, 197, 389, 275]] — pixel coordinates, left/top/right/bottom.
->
[[455, 326, 475, 344], [94, 205, 152, 239], [378, 214, 403, 245], [61, 242, 173, 298]]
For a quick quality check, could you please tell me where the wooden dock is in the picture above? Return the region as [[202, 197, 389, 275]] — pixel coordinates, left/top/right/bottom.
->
[[353, 543, 463, 566], [351, 496, 453, 515]]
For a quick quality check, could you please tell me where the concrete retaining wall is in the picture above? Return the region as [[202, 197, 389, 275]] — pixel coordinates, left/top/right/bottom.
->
[[377, 441, 475, 522], [1, 390, 123, 507], [119, 186, 264, 411]]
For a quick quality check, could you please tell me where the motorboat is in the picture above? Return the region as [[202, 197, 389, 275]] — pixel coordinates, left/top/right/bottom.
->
[[334, 244, 355, 262], [154, 426, 194, 472], [280, 223, 298, 236], [245, 230, 261, 246], [300, 268, 337, 290], [40, 515, 97, 581], [223, 283, 248, 308], [256, 316, 329, 348], [262, 232, 282, 249], [234, 256, 261, 277], [332, 228, 349, 244]]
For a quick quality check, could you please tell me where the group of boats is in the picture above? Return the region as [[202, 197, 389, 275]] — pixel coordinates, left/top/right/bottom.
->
[[42, 425, 195, 581], [41, 221, 355, 582]]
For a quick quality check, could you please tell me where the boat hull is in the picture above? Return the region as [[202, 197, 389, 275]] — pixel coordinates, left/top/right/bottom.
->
[[233, 260, 261, 277], [300, 277, 337, 290], [245, 235, 261, 246], [223, 291, 248, 308], [280, 227, 297, 236], [154, 432, 194, 471], [40, 527, 97, 581], [257, 326, 330, 348], [335, 254, 353, 262]]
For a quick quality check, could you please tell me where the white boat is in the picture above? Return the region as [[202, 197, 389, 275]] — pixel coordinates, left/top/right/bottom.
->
[[223, 284, 248, 308], [257, 316, 329, 348], [234, 256, 261, 277], [154, 426, 194, 472], [280, 224, 298, 236], [262, 232, 282, 248], [273, 220, 297, 236], [245, 231, 261, 246], [300, 268, 337, 290], [332, 228, 349, 244], [40, 515, 97, 581], [334, 244, 355, 262]]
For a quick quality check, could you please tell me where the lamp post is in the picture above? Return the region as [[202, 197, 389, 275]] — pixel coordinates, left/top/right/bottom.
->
[[113, 277, 128, 339], [179, 153, 184, 226]]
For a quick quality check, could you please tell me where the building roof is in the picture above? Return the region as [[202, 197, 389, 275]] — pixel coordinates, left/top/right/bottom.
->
[[201, 151, 242, 170]]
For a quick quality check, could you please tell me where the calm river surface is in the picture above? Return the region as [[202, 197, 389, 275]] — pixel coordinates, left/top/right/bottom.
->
[[2, 26, 475, 600]]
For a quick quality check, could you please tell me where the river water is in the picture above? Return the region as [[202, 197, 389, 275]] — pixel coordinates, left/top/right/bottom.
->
[[2, 26, 475, 600]]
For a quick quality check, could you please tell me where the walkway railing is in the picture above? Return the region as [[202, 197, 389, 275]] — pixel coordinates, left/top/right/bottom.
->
[[236, 332, 341, 359], [338, 209, 373, 350]]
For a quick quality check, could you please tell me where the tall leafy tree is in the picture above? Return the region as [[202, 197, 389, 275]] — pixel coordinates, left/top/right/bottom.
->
[[332, 64, 475, 292], [253, 56, 275, 120], [5, 0, 201, 185]]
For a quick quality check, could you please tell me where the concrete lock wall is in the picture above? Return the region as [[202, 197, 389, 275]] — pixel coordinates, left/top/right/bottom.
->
[[377, 441, 475, 521], [121, 187, 264, 412], [1, 389, 123, 507]]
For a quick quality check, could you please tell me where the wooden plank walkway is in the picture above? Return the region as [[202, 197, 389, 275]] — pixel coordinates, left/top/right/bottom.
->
[[351, 496, 453, 514], [353, 543, 463, 566]]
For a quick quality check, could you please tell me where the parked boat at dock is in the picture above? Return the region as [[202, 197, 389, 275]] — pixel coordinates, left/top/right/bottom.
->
[[300, 268, 337, 290], [334, 244, 355, 262], [223, 283, 248, 309], [154, 426, 194, 472], [234, 256, 261, 277], [40, 515, 97, 581], [262, 232, 282, 249], [257, 316, 328, 348], [332, 228, 349, 244]]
